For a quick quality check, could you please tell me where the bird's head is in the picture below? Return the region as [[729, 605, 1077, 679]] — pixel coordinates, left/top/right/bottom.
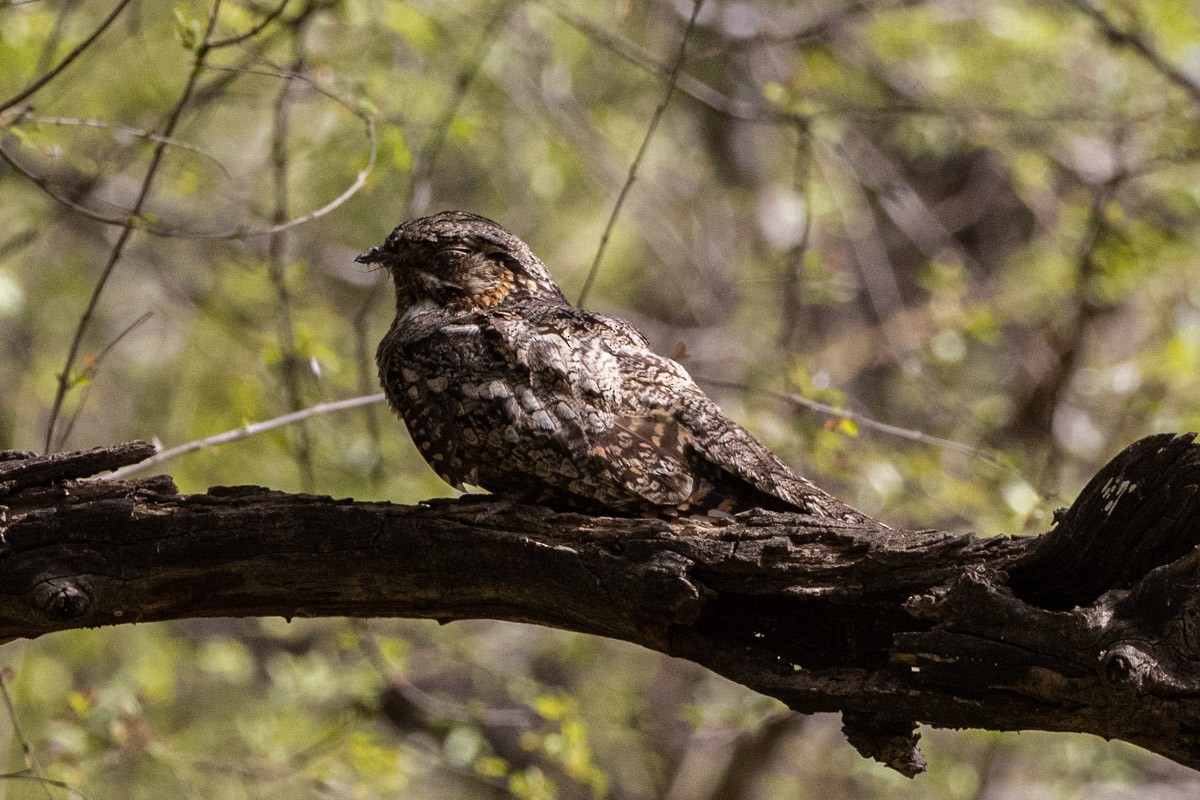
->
[[357, 211, 568, 317]]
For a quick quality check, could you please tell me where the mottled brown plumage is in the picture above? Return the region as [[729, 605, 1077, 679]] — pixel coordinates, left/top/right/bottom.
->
[[360, 211, 869, 521]]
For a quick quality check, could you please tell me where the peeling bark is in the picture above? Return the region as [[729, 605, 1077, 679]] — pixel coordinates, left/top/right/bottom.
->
[[2, 435, 1199, 776]]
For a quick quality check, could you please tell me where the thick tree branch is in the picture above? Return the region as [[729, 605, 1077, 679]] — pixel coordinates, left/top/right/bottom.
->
[[1, 435, 1199, 776]]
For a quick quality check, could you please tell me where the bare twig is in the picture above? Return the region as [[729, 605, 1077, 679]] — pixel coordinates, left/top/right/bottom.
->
[[0, 670, 53, 800], [133, 64, 378, 240], [16, 114, 233, 178], [30, 0, 81, 79], [575, 0, 705, 308], [402, 4, 512, 216], [0, 141, 134, 227], [833, 130, 986, 275], [207, 0, 292, 49], [0, 0, 137, 115], [55, 311, 154, 451], [204, 63, 351, 114], [0, 230, 36, 263], [99, 392, 387, 481], [227, 114, 376, 239], [0, 773, 91, 799], [2, 71, 376, 242], [1007, 180, 1118, 481], [350, 302, 386, 483], [550, 4, 803, 126], [696, 376, 1024, 477], [810, 136, 909, 345], [707, 0, 928, 53], [92, 311, 154, 371], [190, 17, 296, 107], [42, 0, 225, 453], [266, 11, 316, 489], [777, 123, 815, 350], [1071, 0, 1200, 107]]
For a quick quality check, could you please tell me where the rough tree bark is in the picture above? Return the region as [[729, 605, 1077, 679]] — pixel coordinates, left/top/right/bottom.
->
[[2, 434, 1200, 776]]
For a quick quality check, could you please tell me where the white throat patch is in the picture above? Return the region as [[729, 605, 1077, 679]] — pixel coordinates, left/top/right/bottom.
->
[[399, 298, 440, 324]]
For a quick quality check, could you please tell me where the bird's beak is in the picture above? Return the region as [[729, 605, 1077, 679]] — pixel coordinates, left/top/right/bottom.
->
[[356, 246, 384, 264]]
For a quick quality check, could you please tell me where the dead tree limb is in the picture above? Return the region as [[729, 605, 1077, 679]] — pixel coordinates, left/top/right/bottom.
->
[[2, 435, 1199, 776]]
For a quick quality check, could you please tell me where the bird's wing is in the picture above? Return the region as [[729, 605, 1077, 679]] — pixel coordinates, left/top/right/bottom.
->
[[582, 314, 869, 521], [483, 310, 696, 508], [489, 307, 867, 520], [670, 389, 870, 520]]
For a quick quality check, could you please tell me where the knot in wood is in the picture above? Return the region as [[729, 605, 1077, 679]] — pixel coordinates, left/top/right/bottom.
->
[[34, 577, 94, 623], [1101, 643, 1155, 691], [632, 551, 702, 624]]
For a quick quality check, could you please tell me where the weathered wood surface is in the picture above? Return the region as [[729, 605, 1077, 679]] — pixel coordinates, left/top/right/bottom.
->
[[2, 434, 1199, 776]]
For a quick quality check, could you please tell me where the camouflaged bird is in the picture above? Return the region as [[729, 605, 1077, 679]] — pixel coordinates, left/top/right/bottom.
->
[[360, 211, 870, 521]]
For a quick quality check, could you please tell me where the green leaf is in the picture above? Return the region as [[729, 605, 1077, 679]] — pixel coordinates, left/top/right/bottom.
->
[[173, 7, 201, 51]]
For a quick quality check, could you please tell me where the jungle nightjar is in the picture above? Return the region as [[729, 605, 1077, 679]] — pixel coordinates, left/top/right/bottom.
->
[[360, 211, 869, 521]]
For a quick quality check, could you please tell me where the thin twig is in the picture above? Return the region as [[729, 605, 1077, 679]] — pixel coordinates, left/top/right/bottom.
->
[[706, 0, 928, 53], [205, 64, 350, 113], [0, 670, 53, 800], [55, 311, 154, 450], [352, 7, 511, 481], [231, 115, 375, 239], [0, 230, 37, 263], [402, 4, 512, 215], [190, 17, 296, 107], [18, 115, 233, 178], [3, 70, 376, 242], [810, 136, 909, 345], [0, 0, 137, 115], [92, 311, 153, 368], [696, 376, 1025, 477], [43, 0, 225, 453], [1019, 180, 1117, 484], [124, 117, 371, 236], [0, 773, 92, 799], [1071, 0, 1200, 107], [99, 393, 387, 481], [147, 61, 378, 240], [30, 0, 81, 79], [266, 10, 316, 489], [207, 0, 292, 48], [350, 302, 386, 484], [575, 0, 706, 308], [0, 141, 137, 227], [550, 3, 802, 126], [777, 122, 814, 350]]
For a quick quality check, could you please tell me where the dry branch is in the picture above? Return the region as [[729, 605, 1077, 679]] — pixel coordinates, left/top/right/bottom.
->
[[1, 435, 1200, 776]]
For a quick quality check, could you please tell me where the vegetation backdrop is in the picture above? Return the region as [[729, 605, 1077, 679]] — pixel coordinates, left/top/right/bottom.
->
[[2, 0, 1200, 797]]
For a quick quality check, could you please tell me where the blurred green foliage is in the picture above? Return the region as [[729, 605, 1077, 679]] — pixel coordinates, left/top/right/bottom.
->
[[3, 0, 1200, 796]]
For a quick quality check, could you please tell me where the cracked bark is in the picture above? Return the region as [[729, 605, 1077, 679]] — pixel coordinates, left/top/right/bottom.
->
[[2, 435, 1200, 777]]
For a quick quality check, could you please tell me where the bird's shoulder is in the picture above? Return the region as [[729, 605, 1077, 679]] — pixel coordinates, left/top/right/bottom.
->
[[481, 304, 690, 395]]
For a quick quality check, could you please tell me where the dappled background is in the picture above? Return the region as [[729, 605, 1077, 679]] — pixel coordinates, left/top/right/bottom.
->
[[3, 0, 1200, 797]]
